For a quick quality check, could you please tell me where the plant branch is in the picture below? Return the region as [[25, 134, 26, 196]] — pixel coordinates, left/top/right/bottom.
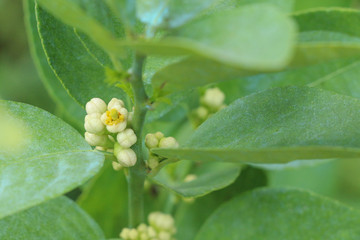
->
[[127, 53, 148, 227]]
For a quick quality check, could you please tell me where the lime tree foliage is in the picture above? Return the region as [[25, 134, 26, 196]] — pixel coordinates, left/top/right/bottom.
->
[[1, 0, 360, 239]]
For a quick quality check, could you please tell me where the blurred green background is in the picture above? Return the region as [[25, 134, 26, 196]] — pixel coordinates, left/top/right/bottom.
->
[[2, 0, 360, 216]]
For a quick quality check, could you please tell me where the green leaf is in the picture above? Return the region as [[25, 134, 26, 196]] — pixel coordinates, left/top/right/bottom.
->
[[294, 0, 352, 11], [151, 162, 241, 198], [24, 0, 84, 130], [0, 101, 104, 219], [195, 188, 360, 240], [175, 166, 267, 240], [36, 5, 129, 107], [137, 0, 221, 29], [292, 8, 360, 66], [35, 0, 123, 56], [153, 86, 360, 164], [0, 197, 105, 239], [136, 4, 296, 70]]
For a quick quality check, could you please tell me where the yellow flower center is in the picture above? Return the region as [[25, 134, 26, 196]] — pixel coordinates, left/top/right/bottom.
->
[[105, 109, 125, 125]]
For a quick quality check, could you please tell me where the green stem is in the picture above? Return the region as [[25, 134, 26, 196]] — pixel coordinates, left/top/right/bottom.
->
[[127, 53, 148, 227]]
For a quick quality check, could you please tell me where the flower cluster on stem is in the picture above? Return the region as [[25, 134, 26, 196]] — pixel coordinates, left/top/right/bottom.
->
[[120, 212, 176, 240], [84, 97, 137, 169], [144, 132, 179, 171]]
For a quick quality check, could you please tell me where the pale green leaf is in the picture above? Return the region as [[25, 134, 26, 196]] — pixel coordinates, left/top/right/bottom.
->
[[136, 4, 296, 70], [137, 0, 221, 29], [151, 162, 241, 198], [153, 86, 360, 164], [0, 197, 105, 239], [195, 188, 360, 240], [0, 101, 104, 219]]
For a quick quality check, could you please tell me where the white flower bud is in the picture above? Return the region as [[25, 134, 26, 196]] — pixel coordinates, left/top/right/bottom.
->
[[184, 174, 197, 183], [128, 229, 138, 239], [137, 223, 148, 233], [120, 228, 129, 239], [196, 106, 209, 119], [201, 87, 225, 109], [117, 129, 137, 148], [155, 131, 164, 140], [108, 98, 125, 111], [101, 107, 128, 133], [86, 98, 107, 114], [114, 143, 137, 167], [158, 231, 171, 240], [148, 156, 159, 169], [158, 137, 179, 148], [84, 132, 110, 147], [147, 226, 157, 238], [145, 133, 159, 149], [84, 113, 105, 134], [112, 161, 123, 171]]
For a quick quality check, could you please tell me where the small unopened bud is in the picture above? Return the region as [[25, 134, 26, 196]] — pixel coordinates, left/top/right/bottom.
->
[[120, 228, 131, 239], [148, 156, 159, 169], [108, 98, 125, 111], [155, 131, 164, 140], [117, 129, 137, 148], [86, 98, 107, 114], [148, 212, 175, 233], [145, 133, 159, 149], [158, 231, 171, 240], [137, 223, 148, 233], [158, 137, 179, 148], [114, 143, 137, 167], [84, 132, 110, 147], [184, 174, 197, 183], [201, 87, 225, 110], [112, 161, 123, 171], [84, 113, 105, 134], [196, 106, 208, 119]]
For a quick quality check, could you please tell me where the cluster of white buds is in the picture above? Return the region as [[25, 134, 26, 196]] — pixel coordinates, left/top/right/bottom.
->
[[120, 212, 176, 240], [84, 98, 137, 169], [192, 87, 226, 127], [145, 132, 179, 170]]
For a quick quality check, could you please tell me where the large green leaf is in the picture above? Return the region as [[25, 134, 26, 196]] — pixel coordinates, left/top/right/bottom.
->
[[36, 5, 128, 107], [0, 197, 105, 239], [24, 0, 84, 130], [195, 188, 360, 240], [136, 4, 296, 70], [175, 166, 267, 240], [151, 162, 241, 198], [153, 86, 360, 164], [0, 101, 104, 219]]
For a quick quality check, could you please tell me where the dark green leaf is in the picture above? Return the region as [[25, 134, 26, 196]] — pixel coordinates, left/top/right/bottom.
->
[[36, 5, 129, 107], [24, 0, 84, 130]]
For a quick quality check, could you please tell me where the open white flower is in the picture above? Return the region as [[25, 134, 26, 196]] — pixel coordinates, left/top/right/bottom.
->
[[84, 113, 105, 134], [117, 128, 137, 148], [101, 106, 128, 133], [85, 98, 107, 114]]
